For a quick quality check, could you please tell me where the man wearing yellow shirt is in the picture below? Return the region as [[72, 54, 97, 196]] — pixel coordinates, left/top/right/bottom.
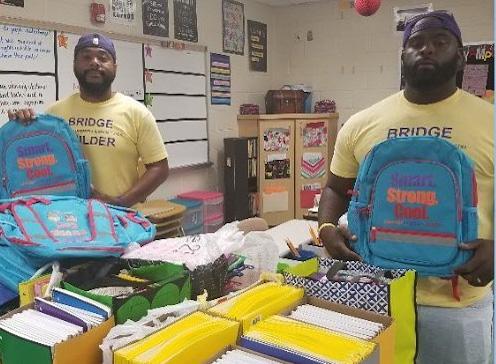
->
[[318, 11, 493, 364], [9, 33, 169, 207]]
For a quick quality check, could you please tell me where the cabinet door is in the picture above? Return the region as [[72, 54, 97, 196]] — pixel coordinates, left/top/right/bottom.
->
[[258, 119, 295, 226], [294, 118, 330, 219]]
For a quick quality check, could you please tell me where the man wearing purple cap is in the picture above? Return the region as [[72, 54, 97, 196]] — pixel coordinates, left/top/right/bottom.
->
[[318, 11, 493, 364], [9, 33, 169, 207]]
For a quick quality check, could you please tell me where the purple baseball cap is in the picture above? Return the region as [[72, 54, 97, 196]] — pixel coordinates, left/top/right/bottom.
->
[[74, 33, 116, 61], [403, 10, 462, 48]]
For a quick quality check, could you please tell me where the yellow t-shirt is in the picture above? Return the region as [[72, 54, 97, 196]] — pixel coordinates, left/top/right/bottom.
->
[[47, 92, 168, 198], [331, 89, 493, 308]]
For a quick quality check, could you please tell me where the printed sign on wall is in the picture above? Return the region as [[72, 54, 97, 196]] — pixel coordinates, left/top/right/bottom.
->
[[222, 0, 245, 55], [247, 20, 267, 72], [142, 0, 169, 37], [174, 0, 198, 42]]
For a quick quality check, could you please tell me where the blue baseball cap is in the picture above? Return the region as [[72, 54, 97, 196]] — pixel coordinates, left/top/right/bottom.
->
[[74, 33, 116, 61], [403, 11, 463, 48]]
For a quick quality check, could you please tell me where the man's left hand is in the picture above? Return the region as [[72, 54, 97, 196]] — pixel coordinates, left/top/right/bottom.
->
[[454, 239, 494, 286]]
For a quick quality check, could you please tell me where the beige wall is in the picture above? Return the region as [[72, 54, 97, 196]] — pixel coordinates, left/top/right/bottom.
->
[[272, 0, 494, 127], [1, 0, 493, 200]]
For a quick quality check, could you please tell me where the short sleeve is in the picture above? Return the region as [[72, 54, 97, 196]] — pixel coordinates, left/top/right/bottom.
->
[[330, 119, 359, 178], [136, 107, 168, 164]]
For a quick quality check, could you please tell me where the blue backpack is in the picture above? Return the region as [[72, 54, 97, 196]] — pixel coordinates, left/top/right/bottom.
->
[[347, 136, 478, 277], [0, 195, 156, 291], [0, 114, 91, 199]]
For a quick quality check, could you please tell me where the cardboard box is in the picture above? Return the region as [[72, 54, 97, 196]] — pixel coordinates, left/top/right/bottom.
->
[[284, 296, 395, 364], [0, 303, 114, 364], [62, 262, 191, 324]]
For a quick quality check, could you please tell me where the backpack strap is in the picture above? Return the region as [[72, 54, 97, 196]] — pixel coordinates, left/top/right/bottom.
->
[[86, 199, 118, 242], [0, 198, 53, 245], [125, 211, 152, 228]]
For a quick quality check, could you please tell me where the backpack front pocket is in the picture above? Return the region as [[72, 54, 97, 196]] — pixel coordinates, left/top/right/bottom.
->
[[367, 160, 462, 269]]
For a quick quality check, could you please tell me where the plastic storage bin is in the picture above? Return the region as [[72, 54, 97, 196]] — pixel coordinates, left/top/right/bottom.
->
[[204, 214, 224, 233], [170, 198, 204, 231], [177, 191, 224, 221], [184, 225, 204, 236]]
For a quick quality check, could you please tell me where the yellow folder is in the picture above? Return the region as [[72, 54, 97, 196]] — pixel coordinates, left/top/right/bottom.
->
[[114, 312, 239, 364]]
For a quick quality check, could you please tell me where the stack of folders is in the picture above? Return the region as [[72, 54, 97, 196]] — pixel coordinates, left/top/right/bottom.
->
[[289, 305, 384, 340], [113, 311, 240, 364], [208, 282, 304, 330], [0, 287, 111, 347], [240, 315, 376, 364], [212, 349, 284, 364]]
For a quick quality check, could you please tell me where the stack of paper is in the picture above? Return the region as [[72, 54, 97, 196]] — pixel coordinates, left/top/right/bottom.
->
[[241, 315, 376, 364], [212, 349, 284, 363], [290, 304, 384, 340], [0, 287, 111, 347], [113, 311, 239, 364]]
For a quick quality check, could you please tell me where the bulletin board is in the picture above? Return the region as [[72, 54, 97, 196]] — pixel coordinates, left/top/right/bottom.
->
[[0, 21, 209, 169]]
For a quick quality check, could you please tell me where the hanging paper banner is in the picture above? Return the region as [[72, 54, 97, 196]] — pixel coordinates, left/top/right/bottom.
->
[[210, 53, 231, 105]]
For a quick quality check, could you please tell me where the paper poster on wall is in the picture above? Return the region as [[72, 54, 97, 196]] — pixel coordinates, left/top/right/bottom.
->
[[262, 185, 289, 213], [247, 20, 267, 72], [265, 153, 290, 179], [222, 0, 245, 55], [303, 122, 328, 147], [0, 24, 55, 73], [301, 152, 325, 179], [210, 53, 231, 105], [459, 42, 494, 102], [0, 74, 56, 126], [263, 128, 290, 152], [109, 0, 137, 24], [0, 0, 23, 7], [393, 4, 433, 32], [142, 0, 169, 37], [174, 0, 198, 43]]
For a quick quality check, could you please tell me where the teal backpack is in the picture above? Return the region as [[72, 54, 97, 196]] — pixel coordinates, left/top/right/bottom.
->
[[0, 196, 156, 291], [348, 136, 478, 278], [0, 113, 91, 199]]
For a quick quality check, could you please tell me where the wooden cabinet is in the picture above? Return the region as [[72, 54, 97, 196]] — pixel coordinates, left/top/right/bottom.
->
[[238, 113, 339, 226]]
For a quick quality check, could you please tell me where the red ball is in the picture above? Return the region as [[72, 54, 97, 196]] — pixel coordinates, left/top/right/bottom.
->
[[354, 0, 381, 16]]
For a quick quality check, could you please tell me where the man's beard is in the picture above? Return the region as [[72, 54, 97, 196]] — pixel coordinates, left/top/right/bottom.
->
[[75, 69, 115, 95], [403, 56, 459, 89]]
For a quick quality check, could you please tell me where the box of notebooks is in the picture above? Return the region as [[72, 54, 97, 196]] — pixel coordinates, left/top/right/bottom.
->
[[0, 287, 114, 364], [61, 260, 191, 325], [113, 311, 240, 364], [280, 295, 395, 364], [208, 281, 305, 332]]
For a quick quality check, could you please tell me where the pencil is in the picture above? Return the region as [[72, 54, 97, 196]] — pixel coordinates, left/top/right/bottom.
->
[[285, 238, 301, 258]]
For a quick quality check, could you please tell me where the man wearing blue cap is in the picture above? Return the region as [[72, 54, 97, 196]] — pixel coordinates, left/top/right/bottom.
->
[[318, 11, 493, 364], [9, 33, 169, 207]]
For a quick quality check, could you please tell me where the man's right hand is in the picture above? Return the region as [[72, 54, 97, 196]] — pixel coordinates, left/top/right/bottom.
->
[[7, 108, 36, 125], [319, 224, 361, 261]]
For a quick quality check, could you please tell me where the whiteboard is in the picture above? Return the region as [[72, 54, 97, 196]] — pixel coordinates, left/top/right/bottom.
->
[[0, 20, 210, 168], [57, 32, 144, 100], [145, 72, 206, 95], [144, 45, 205, 74], [0, 74, 56, 126], [148, 95, 207, 120], [0, 24, 55, 73], [157, 120, 207, 142], [166, 141, 209, 169]]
